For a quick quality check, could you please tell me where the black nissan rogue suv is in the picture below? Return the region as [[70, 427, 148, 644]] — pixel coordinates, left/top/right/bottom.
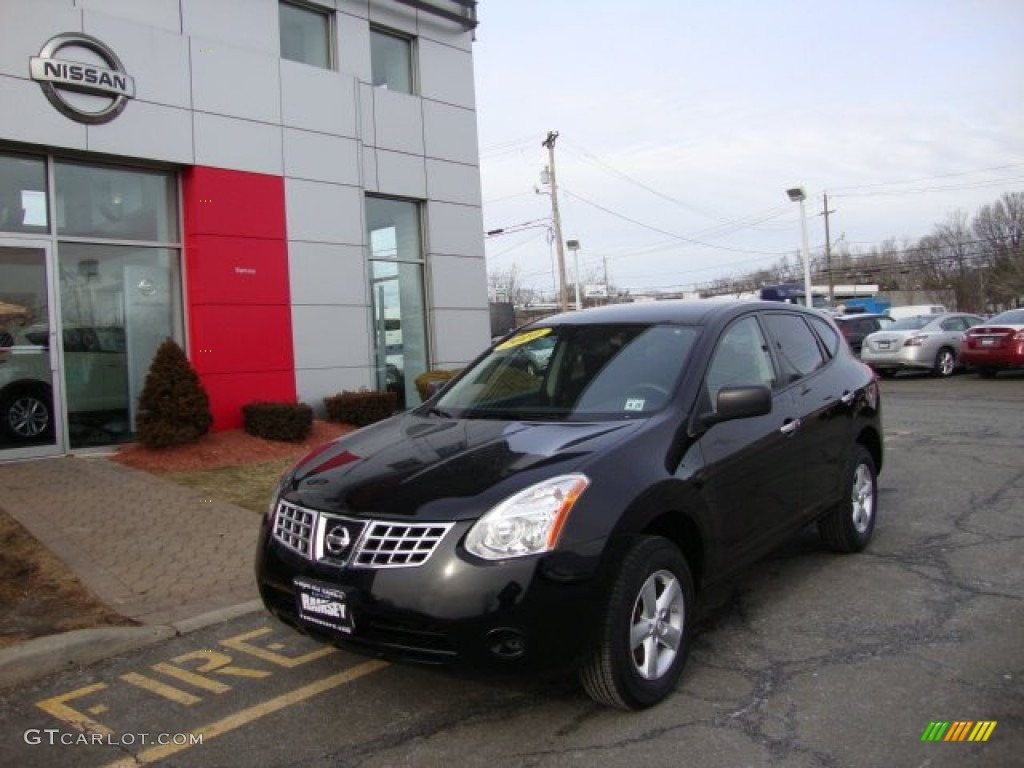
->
[[256, 300, 883, 710]]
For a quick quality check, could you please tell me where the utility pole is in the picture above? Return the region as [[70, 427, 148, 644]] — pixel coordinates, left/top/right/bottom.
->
[[542, 131, 569, 311], [821, 193, 836, 305]]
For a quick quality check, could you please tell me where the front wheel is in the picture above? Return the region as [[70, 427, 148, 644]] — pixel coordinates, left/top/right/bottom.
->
[[931, 347, 956, 377], [579, 536, 695, 710], [818, 444, 877, 553], [2, 388, 53, 441]]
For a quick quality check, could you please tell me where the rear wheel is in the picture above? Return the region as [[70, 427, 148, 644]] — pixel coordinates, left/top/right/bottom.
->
[[818, 444, 877, 553], [579, 536, 695, 710], [931, 347, 956, 377]]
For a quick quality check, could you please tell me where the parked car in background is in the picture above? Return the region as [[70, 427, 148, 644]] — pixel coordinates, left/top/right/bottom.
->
[[860, 312, 984, 377], [961, 308, 1024, 377], [834, 313, 894, 354], [887, 304, 947, 320], [257, 300, 883, 711], [0, 324, 127, 441]]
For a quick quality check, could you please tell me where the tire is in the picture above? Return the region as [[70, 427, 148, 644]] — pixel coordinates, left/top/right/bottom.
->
[[978, 368, 998, 379], [818, 444, 877, 553], [579, 536, 695, 710], [931, 347, 956, 377], [2, 388, 53, 442]]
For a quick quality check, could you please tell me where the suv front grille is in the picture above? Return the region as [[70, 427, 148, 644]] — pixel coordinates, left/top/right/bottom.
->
[[273, 502, 316, 558], [353, 523, 453, 568], [271, 501, 452, 569]]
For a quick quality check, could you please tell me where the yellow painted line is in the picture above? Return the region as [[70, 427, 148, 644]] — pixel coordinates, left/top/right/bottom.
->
[[121, 672, 202, 706], [151, 663, 232, 694], [36, 682, 113, 736], [100, 659, 389, 767]]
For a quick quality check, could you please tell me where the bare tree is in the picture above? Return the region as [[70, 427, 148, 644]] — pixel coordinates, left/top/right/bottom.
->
[[973, 191, 1024, 309], [488, 264, 537, 307]]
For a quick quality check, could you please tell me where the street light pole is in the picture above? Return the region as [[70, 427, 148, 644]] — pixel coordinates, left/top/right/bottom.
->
[[567, 239, 581, 310], [786, 187, 814, 309]]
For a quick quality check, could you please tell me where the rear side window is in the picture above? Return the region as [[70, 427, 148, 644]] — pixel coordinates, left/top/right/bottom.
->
[[762, 313, 827, 383], [808, 315, 841, 357]]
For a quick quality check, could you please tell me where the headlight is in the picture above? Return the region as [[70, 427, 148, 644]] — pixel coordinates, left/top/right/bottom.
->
[[465, 474, 590, 560]]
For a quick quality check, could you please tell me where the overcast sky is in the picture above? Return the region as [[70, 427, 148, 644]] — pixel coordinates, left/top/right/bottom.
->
[[471, 0, 1024, 297]]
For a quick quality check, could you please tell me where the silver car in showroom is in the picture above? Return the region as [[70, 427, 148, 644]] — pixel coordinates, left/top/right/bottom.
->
[[860, 312, 984, 377]]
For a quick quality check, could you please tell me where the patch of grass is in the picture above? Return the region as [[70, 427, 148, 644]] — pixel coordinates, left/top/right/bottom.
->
[[164, 458, 294, 514]]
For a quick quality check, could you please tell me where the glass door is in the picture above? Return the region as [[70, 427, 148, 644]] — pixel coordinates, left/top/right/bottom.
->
[[0, 241, 62, 460]]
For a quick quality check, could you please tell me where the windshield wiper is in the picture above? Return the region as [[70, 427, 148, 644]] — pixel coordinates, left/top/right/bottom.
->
[[424, 406, 454, 418]]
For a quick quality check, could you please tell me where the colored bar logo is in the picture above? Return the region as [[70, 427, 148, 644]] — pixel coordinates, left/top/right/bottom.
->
[[921, 721, 997, 742]]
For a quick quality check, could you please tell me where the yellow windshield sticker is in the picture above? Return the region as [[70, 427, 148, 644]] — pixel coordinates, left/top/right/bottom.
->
[[494, 328, 552, 351]]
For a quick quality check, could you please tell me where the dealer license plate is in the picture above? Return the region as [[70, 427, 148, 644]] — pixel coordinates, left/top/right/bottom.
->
[[294, 577, 354, 634]]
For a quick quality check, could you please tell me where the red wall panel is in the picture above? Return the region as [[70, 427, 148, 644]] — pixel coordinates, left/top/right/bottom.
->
[[188, 304, 294, 375], [183, 166, 286, 239], [185, 235, 290, 305], [182, 167, 295, 430]]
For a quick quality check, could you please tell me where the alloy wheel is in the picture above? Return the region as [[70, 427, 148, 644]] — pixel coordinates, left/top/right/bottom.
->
[[850, 462, 875, 534], [630, 569, 685, 680]]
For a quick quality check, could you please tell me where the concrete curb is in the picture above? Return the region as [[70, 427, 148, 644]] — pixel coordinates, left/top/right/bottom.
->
[[0, 600, 265, 690]]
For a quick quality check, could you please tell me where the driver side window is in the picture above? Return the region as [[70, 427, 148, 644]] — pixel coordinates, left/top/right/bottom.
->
[[706, 317, 775, 404]]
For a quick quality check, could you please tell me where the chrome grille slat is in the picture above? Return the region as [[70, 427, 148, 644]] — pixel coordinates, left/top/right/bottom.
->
[[272, 501, 316, 558], [355, 522, 452, 568], [272, 502, 452, 569]]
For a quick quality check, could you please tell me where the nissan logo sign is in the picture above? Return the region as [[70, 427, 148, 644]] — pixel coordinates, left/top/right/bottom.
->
[[29, 33, 135, 124]]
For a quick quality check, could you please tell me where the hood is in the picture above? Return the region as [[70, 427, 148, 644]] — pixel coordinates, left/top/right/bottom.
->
[[281, 413, 644, 521]]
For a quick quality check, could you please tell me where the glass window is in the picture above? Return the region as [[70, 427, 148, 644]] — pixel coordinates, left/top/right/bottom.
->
[[762, 313, 827, 383], [366, 197, 427, 409], [706, 317, 776, 402], [57, 243, 182, 448], [55, 161, 178, 242], [0, 152, 48, 234], [808, 315, 841, 357], [371, 27, 413, 93], [280, 1, 332, 69]]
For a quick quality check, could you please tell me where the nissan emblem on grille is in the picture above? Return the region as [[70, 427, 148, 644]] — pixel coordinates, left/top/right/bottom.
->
[[324, 525, 352, 556]]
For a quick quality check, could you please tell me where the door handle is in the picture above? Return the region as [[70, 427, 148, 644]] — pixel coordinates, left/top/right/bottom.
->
[[780, 418, 801, 436]]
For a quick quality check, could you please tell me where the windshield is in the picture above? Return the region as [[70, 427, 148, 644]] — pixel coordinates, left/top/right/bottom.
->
[[429, 324, 698, 421], [989, 309, 1024, 325], [888, 316, 933, 331]]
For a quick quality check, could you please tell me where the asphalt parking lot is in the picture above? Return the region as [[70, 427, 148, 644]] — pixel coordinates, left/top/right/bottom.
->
[[1, 370, 1022, 768]]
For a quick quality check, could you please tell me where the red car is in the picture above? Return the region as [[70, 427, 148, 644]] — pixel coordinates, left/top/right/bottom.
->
[[961, 309, 1024, 377]]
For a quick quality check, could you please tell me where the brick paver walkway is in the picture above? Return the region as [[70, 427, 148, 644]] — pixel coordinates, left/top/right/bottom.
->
[[0, 456, 259, 625]]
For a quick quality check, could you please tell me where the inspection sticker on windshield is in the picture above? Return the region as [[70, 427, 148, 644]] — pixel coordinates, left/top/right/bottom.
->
[[495, 327, 551, 351], [624, 398, 645, 411]]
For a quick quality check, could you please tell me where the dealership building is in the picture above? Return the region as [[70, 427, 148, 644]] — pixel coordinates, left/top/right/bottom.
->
[[0, 0, 489, 462]]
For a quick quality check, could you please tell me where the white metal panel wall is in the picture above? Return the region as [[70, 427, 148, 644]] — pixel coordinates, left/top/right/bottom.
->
[[77, 0, 182, 33]]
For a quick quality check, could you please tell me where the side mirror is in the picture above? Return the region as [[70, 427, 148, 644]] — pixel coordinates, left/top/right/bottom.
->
[[699, 385, 772, 429]]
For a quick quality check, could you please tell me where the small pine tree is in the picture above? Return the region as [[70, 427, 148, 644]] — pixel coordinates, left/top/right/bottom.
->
[[136, 338, 213, 449]]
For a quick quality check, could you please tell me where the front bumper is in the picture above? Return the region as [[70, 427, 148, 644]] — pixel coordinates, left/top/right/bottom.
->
[[255, 513, 607, 670]]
